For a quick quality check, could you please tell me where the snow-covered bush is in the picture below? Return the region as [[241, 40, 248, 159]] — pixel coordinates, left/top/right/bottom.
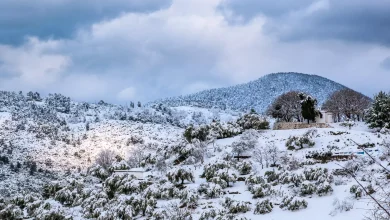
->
[[198, 183, 224, 199], [109, 160, 130, 172], [167, 167, 195, 185], [303, 167, 333, 184], [254, 199, 273, 215], [236, 112, 269, 130], [235, 161, 252, 175], [245, 175, 266, 187], [329, 198, 354, 216], [264, 171, 279, 183], [280, 196, 308, 211], [179, 189, 199, 209], [317, 182, 333, 196], [350, 185, 363, 198], [156, 202, 192, 220], [250, 184, 274, 199], [0, 204, 23, 220], [199, 208, 218, 220], [221, 197, 251, 214], [89, 164, 109, 180], [202, 160, 237, 188], [210, 169, 237, 189], [300, 182, 317, 196]]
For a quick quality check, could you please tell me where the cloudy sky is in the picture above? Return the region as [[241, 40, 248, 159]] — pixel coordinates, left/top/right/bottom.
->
[[0, 0, 389, 103]]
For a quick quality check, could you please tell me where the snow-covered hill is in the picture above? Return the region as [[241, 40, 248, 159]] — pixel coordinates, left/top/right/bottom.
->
[[152, 72, 351, 113], [1, 90, 390, 220]]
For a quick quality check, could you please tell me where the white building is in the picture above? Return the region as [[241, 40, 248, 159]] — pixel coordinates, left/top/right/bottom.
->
[[113, 168, 145, 180], [316, 110, 333, 123]]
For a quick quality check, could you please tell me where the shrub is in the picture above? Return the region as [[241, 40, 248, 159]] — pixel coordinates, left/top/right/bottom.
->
[[222, 197, 251, 214], [235, 161, 252, 175], [350, 185, 363, 198], [198, 183, 224, 199], [254, 199, 273, 215], [236, 113, 269, 130], [280, 196, 308, 211], [300, 182, 317, 196], [317, 182, 333, 196]]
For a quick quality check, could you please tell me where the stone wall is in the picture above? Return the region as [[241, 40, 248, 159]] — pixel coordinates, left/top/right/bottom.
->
[[273, 122, 331, 130]]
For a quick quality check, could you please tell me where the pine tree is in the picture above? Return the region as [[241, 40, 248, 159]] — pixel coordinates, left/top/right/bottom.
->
[[365, 91, 390, 129], [299, 93, 318, 124], [137, 101, 142, 108]]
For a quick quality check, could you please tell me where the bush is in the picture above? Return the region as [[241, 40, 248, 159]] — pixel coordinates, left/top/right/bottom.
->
[[300, 182, 317, 196], [280, 196, 308, 211], [254, 199, 273, 215], [349, 185, 362, 198], [222, 197, 251, 214], [250, 184, 273, 199], [235, 161, 252, 175], [236, 113, 269, 130], [198, 183, 224, 199], [317, 182, 333, 196]]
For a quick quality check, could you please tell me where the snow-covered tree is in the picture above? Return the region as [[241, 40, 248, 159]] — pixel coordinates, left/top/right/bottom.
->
[[267, 91, 302, 122], [365, 91, 390, 129], [166, 167, 194, 185], [299, 93, 319, 124], [95, 149, 116, 170]]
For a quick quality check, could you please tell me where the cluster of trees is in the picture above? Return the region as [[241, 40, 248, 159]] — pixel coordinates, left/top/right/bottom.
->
[[267, 92, 320, 124], [322, 89, 371, 121], [267, 89, 372, 123]]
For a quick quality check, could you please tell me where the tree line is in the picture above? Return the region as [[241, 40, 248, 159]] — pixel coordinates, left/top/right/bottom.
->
[[267, 88, 390, 131]]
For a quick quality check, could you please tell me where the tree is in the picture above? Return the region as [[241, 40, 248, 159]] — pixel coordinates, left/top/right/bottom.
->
[[231, 130, 258, 161], [267, 91, 302, 122], [167, 167, 194, 184], [299, 93, 318, 124], [264, 143, 279, 167], [365, 91, 390, 130], [95, 149, 116, 169], [137, 101, 142, 108], [322, 89, 371, 122]]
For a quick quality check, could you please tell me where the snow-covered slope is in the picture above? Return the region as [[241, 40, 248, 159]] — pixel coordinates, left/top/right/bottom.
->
[[153, 72, 351, 113], [1, 90, 389, 220]]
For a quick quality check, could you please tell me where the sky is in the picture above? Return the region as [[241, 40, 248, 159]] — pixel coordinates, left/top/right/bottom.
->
[[0, 0, 389, 103]]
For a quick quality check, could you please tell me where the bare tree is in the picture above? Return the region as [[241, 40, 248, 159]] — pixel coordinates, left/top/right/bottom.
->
[[267, 91, 302, 122], [95, 149, 116, 169], [265, 143, 279, 167], [322, 89, 371, 122], [128, 145, 147, 168], [253, 148, 265, 169]]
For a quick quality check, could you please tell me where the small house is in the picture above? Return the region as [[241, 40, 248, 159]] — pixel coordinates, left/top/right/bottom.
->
[[316, 110, 333, 123], [113, 168, 145, 180]]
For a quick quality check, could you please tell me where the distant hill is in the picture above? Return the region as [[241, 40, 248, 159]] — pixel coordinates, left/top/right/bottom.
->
[[153, 72, 354, 113]]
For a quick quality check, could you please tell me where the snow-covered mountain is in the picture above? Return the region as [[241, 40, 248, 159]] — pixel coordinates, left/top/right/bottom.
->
[[153, 72, 350, 113]]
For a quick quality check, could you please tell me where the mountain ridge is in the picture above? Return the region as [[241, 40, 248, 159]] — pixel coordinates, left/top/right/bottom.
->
[[152, 72, 356, 113]]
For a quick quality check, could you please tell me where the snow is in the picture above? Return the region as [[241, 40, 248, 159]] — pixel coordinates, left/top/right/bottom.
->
[[0, 90, 388, 220]]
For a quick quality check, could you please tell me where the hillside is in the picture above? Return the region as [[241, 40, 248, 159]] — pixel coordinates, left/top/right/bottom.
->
[[1, 91, 390, 220], [153, 72, 350, 113]]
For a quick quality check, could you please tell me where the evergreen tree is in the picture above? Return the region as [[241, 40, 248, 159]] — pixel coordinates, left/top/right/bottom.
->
[[299, 93, 318, 124], [365, 91, 390, 129], [137, 101, 142, 108]]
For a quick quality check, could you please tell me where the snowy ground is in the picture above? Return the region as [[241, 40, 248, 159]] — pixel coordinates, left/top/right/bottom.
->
[[1, 105, 389, 220]]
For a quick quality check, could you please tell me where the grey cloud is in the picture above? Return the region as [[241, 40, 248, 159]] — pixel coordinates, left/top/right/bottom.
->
[[381, 57, 390, 70], [221, 0, 390, 46], [0, 0, 171, 45]]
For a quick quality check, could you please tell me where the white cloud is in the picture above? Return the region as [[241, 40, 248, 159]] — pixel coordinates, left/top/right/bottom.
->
[[0, 37, 70, 88], [0, 0, 389, 102], [117, 87, 137, 101]]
